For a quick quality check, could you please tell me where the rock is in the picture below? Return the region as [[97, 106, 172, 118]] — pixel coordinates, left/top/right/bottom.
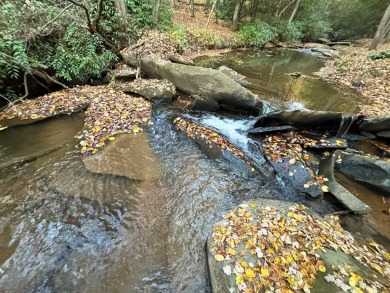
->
[[248, 125, 296, 134], [167, 54, 195, 66], [304, 43, 332, 49], [319, 150, 371, 214], [335, 153, 390, 194], [311, 47, 338, 58], [217, 66, 250, 87], [263, 42, 275, 48], [82, 133, 160, 181], [327, 41, 352, 46], [140, 55, 264, 114], [121, 79, 176, 103], [207, 199, 384, 293], [318, 38, 331, 44], [266, 156, 323, 198], [377, 130, 390, 138], [360, 115, 390, 133], [254, 110, 343, 128], [109, 64, 137, 81]]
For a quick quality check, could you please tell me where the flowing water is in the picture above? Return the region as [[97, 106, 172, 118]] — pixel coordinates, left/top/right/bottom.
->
[[0, 49, 388, 293]]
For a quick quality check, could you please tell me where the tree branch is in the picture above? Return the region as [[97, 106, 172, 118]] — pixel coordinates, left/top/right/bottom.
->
[[93, 0, 104, 27], [278, 0, 294, 17], [65, 0, 93, 30], [38, 3, 74, 35]]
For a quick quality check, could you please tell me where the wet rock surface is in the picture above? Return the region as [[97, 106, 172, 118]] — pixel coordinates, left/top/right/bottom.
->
[[319, 150, 371, 214], [217, 66, 250, 87], [335, 152, 390, 194]]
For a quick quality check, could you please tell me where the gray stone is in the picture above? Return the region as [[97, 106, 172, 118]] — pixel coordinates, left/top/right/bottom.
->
[[217, 66, 250, 87], [319, 150, 371, 214], [248, 125, 296, 134], [167, 54, 195, 66], [335, 152, 390, 194], [109, 64, 137, 81], [83, 133, 161, 181], [122, 79, 176, 103], [254, 110, 343, 128], [376, 130, 390, 138], [360, 116, 390, 133], [140, 55, 264, 114]]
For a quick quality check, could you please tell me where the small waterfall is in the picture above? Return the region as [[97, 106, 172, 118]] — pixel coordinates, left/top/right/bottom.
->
[[337, 114, 356, 138]]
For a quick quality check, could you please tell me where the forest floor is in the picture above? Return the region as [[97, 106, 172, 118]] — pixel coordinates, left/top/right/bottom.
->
[[318, 40, 390, 116]]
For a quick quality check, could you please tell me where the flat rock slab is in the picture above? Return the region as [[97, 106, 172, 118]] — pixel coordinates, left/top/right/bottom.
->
[[217, 66, 250, 87], [254, 110, 343, 128], [335, 152, 390, 194], [248, 125, 296, 134], [122, 79, 176, 103], [82, 133, 160, 181], [319, 150, 371, 214], [109, 64, 137, 81], [266, 156, 323, 198], [360, 116, 390, 134], [140, 55, 264, 114]]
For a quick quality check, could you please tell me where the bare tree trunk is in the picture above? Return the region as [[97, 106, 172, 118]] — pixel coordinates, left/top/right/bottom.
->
[[154, 0, 161, 25], [275, 0, 282, 17], [215, 0, 219, 23], [251, 0, 259, 22], [370, 4, 390, 50], [114, 0, 128, 30], [205, 0, 211, 13], [288, 0, 300, 23], [206, 0, 217, 29], [190, 0, 195, 17], [232, 0, 242, 31], [277, 0, 294, 18]]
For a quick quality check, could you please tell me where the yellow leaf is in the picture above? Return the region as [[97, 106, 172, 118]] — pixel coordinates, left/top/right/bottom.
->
[[214, 254, 225, 261], [250, 203, 256, 208], [228, 248, 237, 256], [319, 265, 326, 272], [370, 263, 384, 275], [228, 238, 235, 248], [132, 126, 141, 133], [321, 185, 329, 192], [0, 126, 8, 131], [278, 217, 285, 228], [384, 253, 390, 261], [245, 268, 256, 279], [92, 149, 98, 154], [30, 114, 39, 119], [251, 167, 255, 172], [109, 136, 116, 141], [236, 274, 244, 285], [261, 268, 270, 277]]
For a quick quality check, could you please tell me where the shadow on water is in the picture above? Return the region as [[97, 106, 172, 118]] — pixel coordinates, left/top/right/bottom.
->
[[195, 49, 367, 113]]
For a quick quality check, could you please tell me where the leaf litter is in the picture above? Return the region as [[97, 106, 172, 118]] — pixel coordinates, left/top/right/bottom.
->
[[212, 203, 390, 292]]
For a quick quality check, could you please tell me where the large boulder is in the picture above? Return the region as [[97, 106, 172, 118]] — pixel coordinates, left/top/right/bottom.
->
[[335, 153, 390, 194], [140, 55, 264, 114], [360, 116, 390, 137]]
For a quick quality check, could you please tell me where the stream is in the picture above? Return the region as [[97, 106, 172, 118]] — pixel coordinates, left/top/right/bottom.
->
[[0, 49, 388, 292]]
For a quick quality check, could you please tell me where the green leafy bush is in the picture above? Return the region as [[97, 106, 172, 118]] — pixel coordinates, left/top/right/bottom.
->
[[369, 51, 390, 60], [168, 25, 189, 53], [51, 25, 117, 82], [238, 22, 277, 47], [188, 28, 224, 49], [273, 20, 303, 42]]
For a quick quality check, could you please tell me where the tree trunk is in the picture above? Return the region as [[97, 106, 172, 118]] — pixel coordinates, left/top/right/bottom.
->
[[251, 0, 259, 22], [215, 0, 219, 23], [288, 0, 300, 23], [154, 0, 161, 25], [369, 4, 390, 50], [205, 0, 211, 13], [114, 0, 128, 30], [232, 0, 242, 31], [190, 0, 195, 17], [206, 0, 217, 29]]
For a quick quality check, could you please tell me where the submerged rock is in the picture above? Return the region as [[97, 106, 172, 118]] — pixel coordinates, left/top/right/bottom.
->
[[82, 133, 160, 181], [140, 55, 264, 114], [335, 153, 390, 194], [319, 150, 371, 214]]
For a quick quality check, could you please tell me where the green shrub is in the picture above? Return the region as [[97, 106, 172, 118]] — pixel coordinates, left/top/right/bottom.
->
[[238, 22, 277, 47], [273, 20, 303, 42], [369, 51, 390, 60], [188, 28, 224, 49], [51, 24, 117, 82], [168, 25, 189, 53]]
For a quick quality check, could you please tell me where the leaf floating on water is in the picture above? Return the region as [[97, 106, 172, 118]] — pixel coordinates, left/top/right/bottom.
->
[[132, 126, 141, 133], [0, 126, 8, 131], [321, 185, 329, 192], [288, 158, 296, 166], [30, 114, 39, 119], [108, 136, 116, 141]]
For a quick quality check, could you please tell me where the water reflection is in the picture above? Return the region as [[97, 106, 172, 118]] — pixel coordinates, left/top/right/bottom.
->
[[195, 49, 365, 113]]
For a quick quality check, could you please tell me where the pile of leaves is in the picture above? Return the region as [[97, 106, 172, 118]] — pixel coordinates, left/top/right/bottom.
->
[[211, 203, 390, 292], [174, 117, 249, 163], [0, 89, 89, 130], [120, 30, 178, 66], [317, 40, 390, 116], [77, 85, 152, 156]]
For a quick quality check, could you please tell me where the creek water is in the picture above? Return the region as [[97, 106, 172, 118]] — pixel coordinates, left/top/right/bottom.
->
[[0, 49, 388, 292]]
